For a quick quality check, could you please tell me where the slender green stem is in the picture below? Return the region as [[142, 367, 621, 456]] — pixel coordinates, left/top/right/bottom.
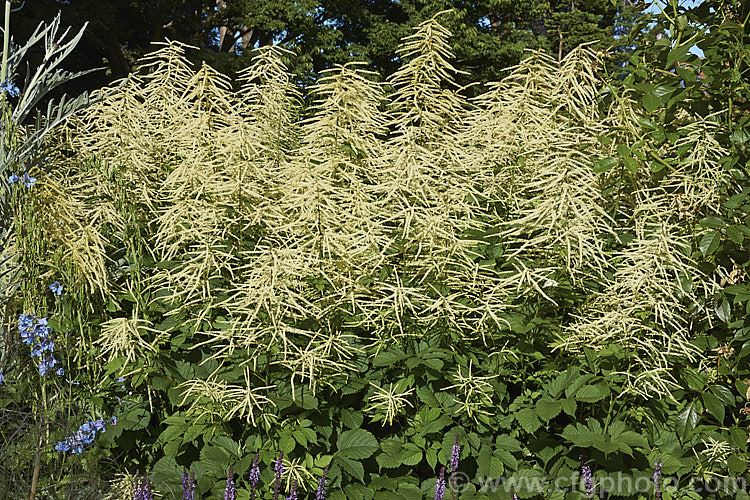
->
[[1, 0, 9, 83]]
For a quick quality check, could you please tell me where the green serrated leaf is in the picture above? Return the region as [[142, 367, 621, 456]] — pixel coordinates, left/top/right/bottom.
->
[[337, 429, 378, 460], [515, 408, 542, 434], [575, 385, 605, 403], [535, 398, 562, 422]]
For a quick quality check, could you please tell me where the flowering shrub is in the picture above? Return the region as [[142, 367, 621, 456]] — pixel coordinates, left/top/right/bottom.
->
[[2, 2, 750, 500]]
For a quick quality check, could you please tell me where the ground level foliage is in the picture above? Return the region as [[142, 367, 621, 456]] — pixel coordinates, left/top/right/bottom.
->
[[1, 2, 750, 499]]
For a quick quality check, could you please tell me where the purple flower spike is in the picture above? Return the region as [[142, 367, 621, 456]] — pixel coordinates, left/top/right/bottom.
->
[[654, 460, 662, 500], [287, 480, 298, 500], [249, 453, 260, 500], [181, 469, 195, 500], [273, 452, 284, 500], [224, 466, 236, 500], [434, 466, 446, 500], [580, 455, 594, 498], [450, 434, 460, 472], [316, 465, 329, 500], [449, 434, 460, 500], [132, 470, 153, 500]]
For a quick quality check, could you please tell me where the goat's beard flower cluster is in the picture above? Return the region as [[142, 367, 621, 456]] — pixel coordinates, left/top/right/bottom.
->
[[54, 416, 116, 454], [19, 314, 60, 376]]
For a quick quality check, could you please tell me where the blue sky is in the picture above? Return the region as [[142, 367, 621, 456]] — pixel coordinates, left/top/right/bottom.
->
[[647, 0, 705, 57]]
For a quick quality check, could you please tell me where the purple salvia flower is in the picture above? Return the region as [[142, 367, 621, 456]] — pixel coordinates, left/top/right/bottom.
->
[[434, 466, 446, 500], [133, 470, 140, 500], [449, 434, 460, 500], [449, 434, 460, 472], [287, 480, 298, 500], [182, 468, 195, 500], [315, 465, 329, 500], [273, 451, 284, 500], [580, 455, 594, 498], [654, 460, 662, 500], [224, 466, 236, 500], [144, 475, 153, 500], [249, 453, 260, 500]]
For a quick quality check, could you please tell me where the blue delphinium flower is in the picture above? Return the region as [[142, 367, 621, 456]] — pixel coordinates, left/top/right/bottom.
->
[[287, 480, 298, 500], [20, 315, 61, 376], [31, 343, 43, 357], [8, 173, 20, 184], [0, 369, 4, 385], [18, 314, 36, 345], [182, 468, 195, 500], [248, 453, 260, 500], [315, 465, 328, 500], [56, 367, 64, 376], [49, 281, 63, 295], [434, 466, 446, 500], [1, 79, 19, 97], [22, 172, 36, 188], [224, 466, 236, 500], [273, 452, 284, 500], [54, 417, 114, 455]]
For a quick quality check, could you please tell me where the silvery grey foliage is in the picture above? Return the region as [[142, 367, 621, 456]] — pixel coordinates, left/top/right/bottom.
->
[[0, 5, 128, 310]]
